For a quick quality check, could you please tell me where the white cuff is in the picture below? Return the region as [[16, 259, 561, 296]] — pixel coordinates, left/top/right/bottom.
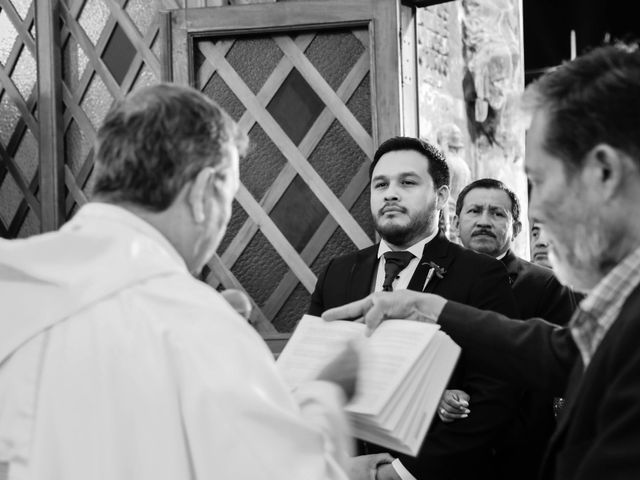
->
[[390, 458, 417, 480]]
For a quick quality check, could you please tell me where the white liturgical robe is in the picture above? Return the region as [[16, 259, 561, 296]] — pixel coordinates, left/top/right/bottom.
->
[[0, 203, 352, 480]]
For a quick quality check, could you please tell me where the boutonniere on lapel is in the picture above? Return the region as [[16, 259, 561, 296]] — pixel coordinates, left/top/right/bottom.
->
[[421, 261, 447, 291], [424, 261, 446, 279]]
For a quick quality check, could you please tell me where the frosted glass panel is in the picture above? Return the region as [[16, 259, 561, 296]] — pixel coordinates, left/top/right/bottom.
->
[[78, 0, 110, 45], [12, 47, 37, 100], [125, 0, 155, 37], [0, 10, 18, 66], [0, 95, 20, 147], [80, 74, 112, 129], [11, 0, 32, 20]]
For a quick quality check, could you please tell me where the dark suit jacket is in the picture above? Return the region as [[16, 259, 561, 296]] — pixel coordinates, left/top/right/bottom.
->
[[502, 249, 576, 325], [439, 285, 640, 480], [498, 250, 579, 480], [310, 232, 518, 480]]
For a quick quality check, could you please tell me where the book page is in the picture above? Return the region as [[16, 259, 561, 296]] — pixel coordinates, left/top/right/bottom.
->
[[347, 320, 440, 415], [278, 315, 441, 415], [277, 315, 365, 388]]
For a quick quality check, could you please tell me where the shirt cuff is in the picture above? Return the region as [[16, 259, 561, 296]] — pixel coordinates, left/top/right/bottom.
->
[[390, 458, 417, 480]]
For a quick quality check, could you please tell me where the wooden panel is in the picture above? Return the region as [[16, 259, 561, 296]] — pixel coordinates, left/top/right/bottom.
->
[[104, 0, 161, 77], [273, 35, 373, 157], [221, 43, 369, 281], [58, 0, 165, 217], [0, 65, 38, 136], [59, 2, 123, 99], [0, 0, 42, 236], [263, 163, 370, 318], [198, 41, 372, 250], [370, 0, 402, 144], [36, 0, 65, 232], [182, 1, 374, 33]]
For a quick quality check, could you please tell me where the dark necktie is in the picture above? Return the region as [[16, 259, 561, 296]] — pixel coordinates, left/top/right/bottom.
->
[[382, 251, 415, 291]]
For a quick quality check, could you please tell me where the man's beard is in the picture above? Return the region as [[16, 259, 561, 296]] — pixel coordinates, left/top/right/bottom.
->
[[375, 208, 436, 247], [548, 219, 611, 293]]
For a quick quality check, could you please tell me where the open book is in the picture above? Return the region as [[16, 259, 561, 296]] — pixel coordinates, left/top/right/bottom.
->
[[277, 315, 460, 456]]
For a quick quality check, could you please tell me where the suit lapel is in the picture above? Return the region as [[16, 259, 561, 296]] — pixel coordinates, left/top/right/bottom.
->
[[347, 245, 379, 302], [407, 232, 455, 293]]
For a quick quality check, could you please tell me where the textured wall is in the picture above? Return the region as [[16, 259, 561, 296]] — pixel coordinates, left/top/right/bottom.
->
[[417, 0, 528, 257], [461, 0, 528, 257]]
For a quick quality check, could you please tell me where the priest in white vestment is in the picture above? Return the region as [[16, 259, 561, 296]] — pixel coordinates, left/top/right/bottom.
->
[[0, 84, 378, 480]]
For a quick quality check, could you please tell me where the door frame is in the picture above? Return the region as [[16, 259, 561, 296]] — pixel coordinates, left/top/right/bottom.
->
[[160, 0, 405, 145]]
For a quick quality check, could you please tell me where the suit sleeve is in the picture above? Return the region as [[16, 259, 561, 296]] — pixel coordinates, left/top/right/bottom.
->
[[537, 275, 578, 326], [439, 300, 577, 394], [309, 260, 332, 316]]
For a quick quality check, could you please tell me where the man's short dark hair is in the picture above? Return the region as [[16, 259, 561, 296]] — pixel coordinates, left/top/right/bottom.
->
[[523, 42, 640, 172], [92, 83, 248, 211], [370, 136, 450, 189], [456, 178, 521, 223]]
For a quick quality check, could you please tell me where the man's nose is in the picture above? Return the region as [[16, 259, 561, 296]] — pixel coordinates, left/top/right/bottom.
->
[[383, 184, 400, 201], [536, 232, 550, 247], [477, 210, 492, 225]]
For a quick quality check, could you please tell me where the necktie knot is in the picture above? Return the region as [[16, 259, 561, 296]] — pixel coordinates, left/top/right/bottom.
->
[[382, 251, 415, 291]]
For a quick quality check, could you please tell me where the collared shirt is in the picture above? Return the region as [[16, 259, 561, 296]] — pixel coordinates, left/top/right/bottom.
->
[[570, 246, 640, 369], [374, 230, 438, 292]]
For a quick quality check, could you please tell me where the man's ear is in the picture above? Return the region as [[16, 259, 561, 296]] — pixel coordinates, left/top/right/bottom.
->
[[512, 220, 522, 240], [453, 213, 460, 231], [583, 144, 628, 200], [436, 185, 450, 211], [188, 167, 215, 224]]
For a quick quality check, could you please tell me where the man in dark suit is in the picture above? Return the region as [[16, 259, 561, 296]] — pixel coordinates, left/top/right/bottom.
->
[[529, 218, 553, 269], [455, 178, 575, 325], [449, 178, 577, 479], [323, 43, 640, 480], [310, 136, 518, 480]]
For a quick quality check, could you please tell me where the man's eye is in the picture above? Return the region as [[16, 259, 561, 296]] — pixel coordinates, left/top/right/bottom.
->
[[374, 182, 387, 189]]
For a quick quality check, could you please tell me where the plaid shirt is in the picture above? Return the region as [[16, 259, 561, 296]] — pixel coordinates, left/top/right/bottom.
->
[[570, 246, 640, 369]]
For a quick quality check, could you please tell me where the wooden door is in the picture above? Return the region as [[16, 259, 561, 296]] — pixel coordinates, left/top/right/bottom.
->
[[162, 0, 406, 341]]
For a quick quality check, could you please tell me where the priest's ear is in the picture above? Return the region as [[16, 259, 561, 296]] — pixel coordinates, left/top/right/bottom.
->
[[187, 167, 215, 224]]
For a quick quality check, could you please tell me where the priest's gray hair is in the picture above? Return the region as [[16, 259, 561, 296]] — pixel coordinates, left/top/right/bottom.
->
[[92, 83, 248, 211]]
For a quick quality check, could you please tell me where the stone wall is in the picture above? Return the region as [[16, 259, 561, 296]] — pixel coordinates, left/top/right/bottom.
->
[[417, 0, 528, 258]]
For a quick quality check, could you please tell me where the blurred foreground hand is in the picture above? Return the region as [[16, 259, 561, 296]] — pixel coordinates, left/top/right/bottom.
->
[[347, 453, 395, 480], [316, 341, 360, 401], [221, 289, 253, 321]]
